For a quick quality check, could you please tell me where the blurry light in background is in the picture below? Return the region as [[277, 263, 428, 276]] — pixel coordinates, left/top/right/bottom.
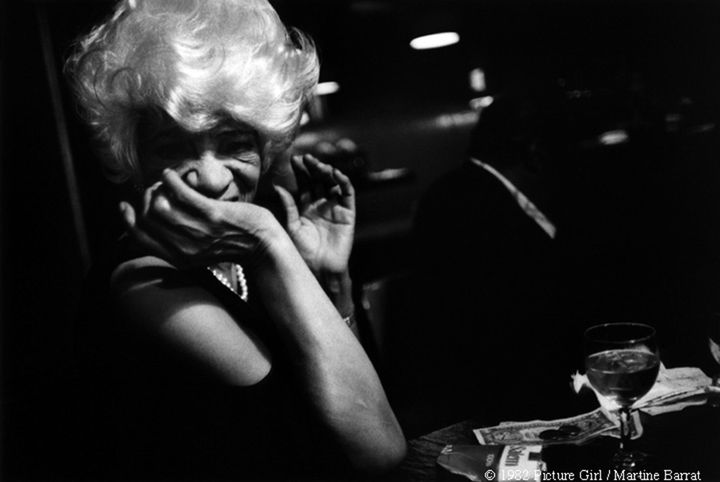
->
[[336, 138, 359, 152], [315, 141, 338, 156], [469, 96, 494, 110], [469, 68, 486, 92], [410, 32, 460, 50], [688, 123, 716, 134], [294, 132, 324, 148], [435, 110, 478, 128], [315, 81, 340, 96], [598, 129, 629, 146], [299, 111, 311, 126]]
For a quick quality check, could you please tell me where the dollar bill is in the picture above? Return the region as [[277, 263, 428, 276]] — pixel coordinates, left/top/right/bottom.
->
[[474, 408, 617, 446]]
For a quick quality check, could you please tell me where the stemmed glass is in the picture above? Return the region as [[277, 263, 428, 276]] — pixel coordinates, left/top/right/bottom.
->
[[584, 323, 660, 470]]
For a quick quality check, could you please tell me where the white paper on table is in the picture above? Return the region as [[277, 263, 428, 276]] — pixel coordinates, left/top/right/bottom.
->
[[641, 397, 708, 416], [571, 366, 713, 414]]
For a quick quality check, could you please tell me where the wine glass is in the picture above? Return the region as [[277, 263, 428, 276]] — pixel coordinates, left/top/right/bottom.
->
[[584, 323, 660, 470]]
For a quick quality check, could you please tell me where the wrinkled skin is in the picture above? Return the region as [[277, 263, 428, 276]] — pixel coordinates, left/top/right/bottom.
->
[[120, 116, 355, 275]]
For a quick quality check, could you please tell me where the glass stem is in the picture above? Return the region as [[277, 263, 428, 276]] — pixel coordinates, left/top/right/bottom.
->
[[619, 407, 631, 451]]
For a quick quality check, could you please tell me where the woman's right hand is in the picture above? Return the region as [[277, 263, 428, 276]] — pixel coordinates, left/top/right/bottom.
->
[[120, 169, 287, 269], [120, 169, 407, 473]]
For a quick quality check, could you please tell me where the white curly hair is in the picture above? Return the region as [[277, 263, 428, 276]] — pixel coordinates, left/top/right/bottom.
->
[[66, 0, 319, 183]]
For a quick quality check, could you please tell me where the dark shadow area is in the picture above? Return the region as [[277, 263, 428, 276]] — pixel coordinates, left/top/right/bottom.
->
[[1, 0, 719, 479]]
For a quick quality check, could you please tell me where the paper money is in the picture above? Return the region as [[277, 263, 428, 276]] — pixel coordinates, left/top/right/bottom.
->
[[640, 396, 707, 416], [473, 408, 617, 446]]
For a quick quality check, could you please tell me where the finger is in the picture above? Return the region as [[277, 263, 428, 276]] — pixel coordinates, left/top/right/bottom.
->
[[161, 169, 263, 225], [332, 167, 356, 210], [123, 199, 228, 268], [290, 154, 314, 206], [160, 169, 215, 214], [130, 193, 205, 257], [299, 154, 328, 200], [120, 201, 178, 263], [148, 193, 212, 237], [303, 154, 337, 198], [273, 184, 300, 229], [144, 187, 198, 236], [305, 155, 356, 211], [119, 200, 136, 229], [142, 181, 163, 218]]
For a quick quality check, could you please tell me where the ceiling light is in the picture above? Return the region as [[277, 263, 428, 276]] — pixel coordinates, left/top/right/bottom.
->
[[410, 32, 460, 50], [599, 130, 629, 146], [315, 81, 340, 96], [469, 96, 494, 110], [469, 68, 486, 92]]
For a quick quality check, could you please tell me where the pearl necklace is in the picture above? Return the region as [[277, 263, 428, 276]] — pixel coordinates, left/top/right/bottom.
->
[[208, 263, 248, 302]]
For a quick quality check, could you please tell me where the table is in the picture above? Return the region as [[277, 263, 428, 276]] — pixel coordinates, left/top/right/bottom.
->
[[394, 399, 720, 481]]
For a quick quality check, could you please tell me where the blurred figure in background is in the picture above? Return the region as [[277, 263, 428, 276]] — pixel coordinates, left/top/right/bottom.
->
[[66, 0, 404, 479], [392, 75, 719, 434], [392, 81, 580, 432]]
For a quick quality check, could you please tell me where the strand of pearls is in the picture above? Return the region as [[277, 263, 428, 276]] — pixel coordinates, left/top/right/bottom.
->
[[208, 264, 248, 302]]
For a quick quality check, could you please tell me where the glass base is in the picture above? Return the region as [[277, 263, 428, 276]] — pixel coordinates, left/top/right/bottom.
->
[[612, 450, 651, 471]]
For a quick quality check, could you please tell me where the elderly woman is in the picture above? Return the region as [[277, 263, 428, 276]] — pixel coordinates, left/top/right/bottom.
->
[[66, 0, 405, 479]]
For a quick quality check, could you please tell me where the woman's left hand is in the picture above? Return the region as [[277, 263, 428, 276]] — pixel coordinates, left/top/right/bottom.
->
[[119, 169, 286, 269], [274, 154, 355, 275]]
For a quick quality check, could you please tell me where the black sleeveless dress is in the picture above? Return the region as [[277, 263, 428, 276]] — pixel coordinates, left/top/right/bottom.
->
[[70, 239, 351, 481]]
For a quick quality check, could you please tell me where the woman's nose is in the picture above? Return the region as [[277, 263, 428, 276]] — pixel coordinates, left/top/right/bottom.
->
[[182, 155, 233, 199]]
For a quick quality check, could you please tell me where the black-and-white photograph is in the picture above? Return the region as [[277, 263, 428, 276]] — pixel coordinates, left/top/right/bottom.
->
[[1, 0, 719, 480]]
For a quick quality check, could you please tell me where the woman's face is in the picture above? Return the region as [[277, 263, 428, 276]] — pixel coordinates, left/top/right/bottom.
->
[[137, 113, 263, 203]]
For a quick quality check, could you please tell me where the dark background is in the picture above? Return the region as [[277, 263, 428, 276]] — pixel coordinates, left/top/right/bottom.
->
[[1, 0, 720, 479]]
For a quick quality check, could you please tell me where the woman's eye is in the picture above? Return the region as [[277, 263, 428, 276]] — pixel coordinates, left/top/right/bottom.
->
[[220, 138, 255, 154], [154, 141, 192, 160]]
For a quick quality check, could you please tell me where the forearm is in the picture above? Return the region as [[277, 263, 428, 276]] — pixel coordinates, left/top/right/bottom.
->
[[250, 235, 405, 471], [319, 270, 354, 316], [318, 269, 359, 337]]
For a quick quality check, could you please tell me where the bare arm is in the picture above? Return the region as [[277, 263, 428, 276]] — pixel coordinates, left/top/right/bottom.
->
[[253, 233, 404, 471], [116, 169, 405, 472], [111, 256, 272, 386], [274, 154, 358, 336]]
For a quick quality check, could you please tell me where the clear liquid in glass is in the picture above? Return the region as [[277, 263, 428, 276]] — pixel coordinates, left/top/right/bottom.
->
[[586, 348, 660, 406]]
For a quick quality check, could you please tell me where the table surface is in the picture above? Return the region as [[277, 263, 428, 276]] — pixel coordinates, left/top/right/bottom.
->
[[394, 399, 720, 481]]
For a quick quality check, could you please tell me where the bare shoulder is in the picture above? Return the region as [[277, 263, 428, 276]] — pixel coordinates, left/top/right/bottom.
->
[[111, 255, 182, 292], [109, 256, 272, 386]]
